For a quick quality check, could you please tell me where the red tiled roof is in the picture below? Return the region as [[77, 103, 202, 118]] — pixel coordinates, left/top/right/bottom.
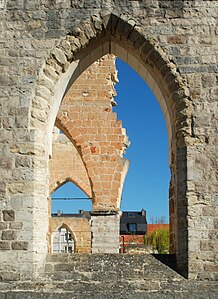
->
[[147, 224, 169, 235]]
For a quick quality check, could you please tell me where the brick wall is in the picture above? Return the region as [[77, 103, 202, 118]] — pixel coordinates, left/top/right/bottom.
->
[[56, 54, 129, 212], [119, 235, 145, 253], [49, 128, 92, 197]]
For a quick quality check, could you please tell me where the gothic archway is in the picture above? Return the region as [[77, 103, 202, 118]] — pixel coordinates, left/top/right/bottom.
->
[[32, 12, 191, 277]]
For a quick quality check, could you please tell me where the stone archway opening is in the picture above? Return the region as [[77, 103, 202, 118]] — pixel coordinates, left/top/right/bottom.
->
[[48, 47, 176, 252], [30, 13, 191, 278], [47, 49, 176, 262], [0, 2, 216, 286], [51, 181, 92, 215]]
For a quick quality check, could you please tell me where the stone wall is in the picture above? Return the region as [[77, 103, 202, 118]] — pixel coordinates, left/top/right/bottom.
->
[[91, 213, 120, 253], [0, 0, 217, 281]]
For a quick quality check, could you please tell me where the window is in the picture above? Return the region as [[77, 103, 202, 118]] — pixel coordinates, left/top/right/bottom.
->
[[129, 223, 137, 233], [52, 226, 75, 254], [128, 212, 135, 218], [65, 232, 72, 241]]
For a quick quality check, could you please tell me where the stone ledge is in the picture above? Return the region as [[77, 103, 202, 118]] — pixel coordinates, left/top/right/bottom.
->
[[0, 280, 217, 299]]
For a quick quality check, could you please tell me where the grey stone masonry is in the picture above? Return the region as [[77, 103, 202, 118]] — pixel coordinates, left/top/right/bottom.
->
[[1, 230, 16, 240], [11, 241, 28, 251], [0, 0, 217, 283], [0, 254, 217, 298], [2, 210, 15, 222], [0, 241, 10, 250], [91, 213, 120, 253]]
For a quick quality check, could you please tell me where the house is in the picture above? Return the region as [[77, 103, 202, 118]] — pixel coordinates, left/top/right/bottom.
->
[[119, 209, 147, 253]]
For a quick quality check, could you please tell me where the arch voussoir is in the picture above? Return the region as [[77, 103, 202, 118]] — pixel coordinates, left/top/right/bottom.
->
[[43, 64, 60, 83], [128, 26, 148, 53]]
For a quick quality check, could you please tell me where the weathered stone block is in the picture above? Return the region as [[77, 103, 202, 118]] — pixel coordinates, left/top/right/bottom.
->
[[0, 0, 6, 9], [0, 222, 7, 230], [44, 263, 54, 273], [15, 156, 32, 168], [0, 271, 20, 281], [0, 157, 14, 169], [2, 210, 15, 221], [1, 230, 16, 240], [11, 241, 28, 251], [51, 48, 67, 66], [0, 241, 10, 250], [9, 222, 23, 230]]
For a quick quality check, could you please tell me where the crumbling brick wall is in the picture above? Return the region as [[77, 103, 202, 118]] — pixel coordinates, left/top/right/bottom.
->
[[49, 128, 92, 198], [56, 54, 129, 212]]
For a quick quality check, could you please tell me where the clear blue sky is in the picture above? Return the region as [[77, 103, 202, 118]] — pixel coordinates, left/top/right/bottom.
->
[[52, 58, 170, 223]]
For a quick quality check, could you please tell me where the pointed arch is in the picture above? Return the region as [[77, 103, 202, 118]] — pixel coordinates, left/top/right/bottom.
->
[[52, 223, 76, 254], [32, 11, 192, 277], [50, 177, 92, 199], [49, 216, 91, 254], [33, 12, 190, 159]]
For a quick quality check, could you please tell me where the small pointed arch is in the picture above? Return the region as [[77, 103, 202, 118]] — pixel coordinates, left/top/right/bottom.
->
[[50, 177, 92, 200], [50, 179, 92, 218], [52, 222, 76, 254], [56, 222, 75, 236]]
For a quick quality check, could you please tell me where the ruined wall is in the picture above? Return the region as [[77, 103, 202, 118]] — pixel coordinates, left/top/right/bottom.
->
[[56, 54, 129, 212], [49, 129, 92, 197], [0, 0, 217, 281]]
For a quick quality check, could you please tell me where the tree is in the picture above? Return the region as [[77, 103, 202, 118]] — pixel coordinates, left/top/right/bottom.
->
[[150, 216, 166, 224], [146, 228, 169, 254]]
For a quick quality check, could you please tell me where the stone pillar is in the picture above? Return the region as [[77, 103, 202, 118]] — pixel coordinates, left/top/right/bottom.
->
[[91, 212, 120, 253]]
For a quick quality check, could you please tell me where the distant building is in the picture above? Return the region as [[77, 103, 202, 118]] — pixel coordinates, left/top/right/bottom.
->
[[119, 209, 147, 253]]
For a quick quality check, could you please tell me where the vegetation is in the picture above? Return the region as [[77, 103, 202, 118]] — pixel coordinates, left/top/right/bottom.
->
[[150, 216, 166, 224], [145, 228, 169, 254]]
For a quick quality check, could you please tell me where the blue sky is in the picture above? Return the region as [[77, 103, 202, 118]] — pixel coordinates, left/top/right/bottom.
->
[[52, 58, 170, 223]]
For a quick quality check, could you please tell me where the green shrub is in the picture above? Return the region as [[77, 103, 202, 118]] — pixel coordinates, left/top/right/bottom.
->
[[145, 228, 169, 254]]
